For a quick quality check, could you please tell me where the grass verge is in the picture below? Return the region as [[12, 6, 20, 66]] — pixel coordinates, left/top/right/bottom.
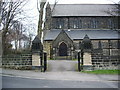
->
[[81, 70, 120, 75]]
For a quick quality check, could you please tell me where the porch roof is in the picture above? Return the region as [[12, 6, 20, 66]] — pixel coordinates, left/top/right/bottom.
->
[[44, 29, 120, 41]]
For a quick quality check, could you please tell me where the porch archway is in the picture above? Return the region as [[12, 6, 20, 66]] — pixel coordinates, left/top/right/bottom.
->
[[59, 42, 67, 56]]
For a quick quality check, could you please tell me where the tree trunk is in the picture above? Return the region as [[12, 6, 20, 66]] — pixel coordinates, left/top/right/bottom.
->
[[37, 1, 46, 39]]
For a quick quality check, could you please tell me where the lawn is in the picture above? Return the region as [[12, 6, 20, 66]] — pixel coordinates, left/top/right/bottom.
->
[[81, 70, 120, 75]]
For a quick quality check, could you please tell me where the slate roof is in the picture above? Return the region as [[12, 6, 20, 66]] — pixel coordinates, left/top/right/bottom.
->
[[32, 36, 41, 43], [44, 29, 120, 41], [51, 4, 117, 17]]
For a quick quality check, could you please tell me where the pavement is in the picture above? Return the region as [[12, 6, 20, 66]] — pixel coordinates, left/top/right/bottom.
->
[[1, 60, 119, 82], [1, 68, 119, 88], [0, 68, 2, 89], [0, 60, 120, 88], [1, 68, 119, 82]]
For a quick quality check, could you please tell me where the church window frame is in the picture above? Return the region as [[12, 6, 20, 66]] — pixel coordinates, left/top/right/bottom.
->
[[90, 18, 98, 29], [55, 18, 64, 29], [70, 18, 82, 29]]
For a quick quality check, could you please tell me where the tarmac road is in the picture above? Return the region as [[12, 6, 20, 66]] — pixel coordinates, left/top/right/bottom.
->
[[1, 68, 119, 88], [2, 75, 118, 88]]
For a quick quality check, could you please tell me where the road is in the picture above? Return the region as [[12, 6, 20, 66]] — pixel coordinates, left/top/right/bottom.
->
[[2, 75, 118, 88], [1, 62, 119, 89]]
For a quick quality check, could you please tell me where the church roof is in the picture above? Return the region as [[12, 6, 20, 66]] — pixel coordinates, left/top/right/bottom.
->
[[44, 29, 120, 41], [51, 4, 118, 17]]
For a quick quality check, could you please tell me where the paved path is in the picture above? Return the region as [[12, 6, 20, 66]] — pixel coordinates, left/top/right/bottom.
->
[[47, 60, 78, 72]]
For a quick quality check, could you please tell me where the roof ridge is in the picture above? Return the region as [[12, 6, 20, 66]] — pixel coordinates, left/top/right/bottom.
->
[[50, 4, 116, 5]]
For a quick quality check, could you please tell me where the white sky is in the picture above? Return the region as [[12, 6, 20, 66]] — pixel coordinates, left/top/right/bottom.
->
[[23, 0, 120, 36], [49, 0, 120, 4]]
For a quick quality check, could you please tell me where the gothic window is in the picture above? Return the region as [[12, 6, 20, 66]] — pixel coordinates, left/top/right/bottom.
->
[[70, 18, 82, 29], [90, 19, 98, 29], [55, 18, 64, 29], [118, 40, 120, 49], [108, 18, 118, 29], [108, 19, 113, 29], [77, 19, 82, 28], [118, 17, 120, 29], [74, 19, 79, 28]]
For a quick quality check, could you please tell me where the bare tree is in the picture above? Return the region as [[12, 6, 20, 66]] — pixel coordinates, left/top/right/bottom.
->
[[26, 24, 36, 50], [37, 0, 46, 40], [52, 0, 59, 12], [104, 3, 120, 31], [12, 21, 22, 50], [37, 0, 59, 42], [0, 0, 28, 54]]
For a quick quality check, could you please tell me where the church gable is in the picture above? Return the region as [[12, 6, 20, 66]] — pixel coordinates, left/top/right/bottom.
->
[[52, 30, 73, 48]]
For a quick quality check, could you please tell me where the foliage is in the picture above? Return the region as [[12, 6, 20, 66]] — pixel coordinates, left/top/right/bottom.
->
[[81, 70, 120, 75]]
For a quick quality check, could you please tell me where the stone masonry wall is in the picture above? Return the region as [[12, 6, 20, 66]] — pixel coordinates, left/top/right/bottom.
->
[[2, 54, 32, 69], [92, 49, 120, 70], [43, 41, 52, 59]]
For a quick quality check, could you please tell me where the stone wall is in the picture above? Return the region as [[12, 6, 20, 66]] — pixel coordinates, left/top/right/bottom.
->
[[92, 49, 120, 70], [2, 54, 32, 69], [43, 41, 52, 59]]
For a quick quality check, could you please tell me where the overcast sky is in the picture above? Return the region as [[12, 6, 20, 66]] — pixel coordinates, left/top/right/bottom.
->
[[48, 0, 120, 4], [23, 0, 120, 36]]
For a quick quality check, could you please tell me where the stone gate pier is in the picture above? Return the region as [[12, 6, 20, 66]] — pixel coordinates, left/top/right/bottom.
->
[[83, 50, 93, 71], [81, 35, 93, 71], [32, 36, 43, 69]]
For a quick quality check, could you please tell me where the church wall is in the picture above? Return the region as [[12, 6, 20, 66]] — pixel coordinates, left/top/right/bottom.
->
[[44, 39, 120, 69], [73, 39, 120, 69], [44, 40, 119, 57], [51, 17, 118, 30], [43, 41, 52, 59], [68, 39, 119, 69], [91, 40, 120, 69]]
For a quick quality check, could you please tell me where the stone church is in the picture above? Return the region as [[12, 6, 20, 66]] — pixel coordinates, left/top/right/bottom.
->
[[35, 4, 120, 69]]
